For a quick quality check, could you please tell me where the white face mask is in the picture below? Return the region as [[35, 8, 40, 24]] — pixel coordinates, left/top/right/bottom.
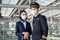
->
[[21, 16, 27, 20], [31, 10, 37, 16]]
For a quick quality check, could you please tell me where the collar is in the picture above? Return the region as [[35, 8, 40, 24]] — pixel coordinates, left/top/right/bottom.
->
[[34, 13, 40, 17], [20, 18, 26, 23]]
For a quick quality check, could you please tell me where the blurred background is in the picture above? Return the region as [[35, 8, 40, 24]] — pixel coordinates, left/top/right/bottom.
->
[[0, 0, 60, 40]]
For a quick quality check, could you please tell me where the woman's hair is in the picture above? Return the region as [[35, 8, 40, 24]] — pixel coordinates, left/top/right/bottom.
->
[[19, 10, 27, 19]]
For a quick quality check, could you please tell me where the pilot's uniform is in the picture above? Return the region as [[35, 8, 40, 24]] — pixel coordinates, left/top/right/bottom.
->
[[32, 14, 48, 40]]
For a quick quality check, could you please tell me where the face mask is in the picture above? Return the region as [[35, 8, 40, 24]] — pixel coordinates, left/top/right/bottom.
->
[[21, 16, 27, 20], [31, 10, 37, 16]]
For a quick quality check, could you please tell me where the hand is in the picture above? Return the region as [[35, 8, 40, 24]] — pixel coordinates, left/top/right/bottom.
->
[[24, 32, 29, 39], [40, 38, 46, 40], [22, 32, 29, 39], [22, 32, 26, 35], [25, 32, 29, 36]]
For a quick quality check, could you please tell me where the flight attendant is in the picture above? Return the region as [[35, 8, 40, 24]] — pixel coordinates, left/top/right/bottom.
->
[[16, 10, 32, 40]]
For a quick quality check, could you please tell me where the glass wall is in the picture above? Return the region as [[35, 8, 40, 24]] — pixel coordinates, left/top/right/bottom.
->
[[47, 14, 60, 40], [0, 22, 17, 40]]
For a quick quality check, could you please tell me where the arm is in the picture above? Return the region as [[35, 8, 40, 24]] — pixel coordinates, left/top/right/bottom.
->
[[40, 16, 48, 39], [28, 22, 32, 35], [15, 22, 21, 36]]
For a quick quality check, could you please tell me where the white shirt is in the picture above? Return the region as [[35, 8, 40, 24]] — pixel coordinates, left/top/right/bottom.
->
[[23, 22, 26, 29]]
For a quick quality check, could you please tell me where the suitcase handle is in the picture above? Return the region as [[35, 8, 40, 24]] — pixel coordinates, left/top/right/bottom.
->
[[22, 34, 28, 40], [22, 34, 24, 36]]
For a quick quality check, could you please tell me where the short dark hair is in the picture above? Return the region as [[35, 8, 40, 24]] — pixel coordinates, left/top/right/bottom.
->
[[19, 10, 27, 18]]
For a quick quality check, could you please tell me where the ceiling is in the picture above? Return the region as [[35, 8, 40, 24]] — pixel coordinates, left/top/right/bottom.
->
[[42, 10, 60, 17], [35, 0, 56, 6], [0, 0, 60, 19], [1, 0, 18, 16]]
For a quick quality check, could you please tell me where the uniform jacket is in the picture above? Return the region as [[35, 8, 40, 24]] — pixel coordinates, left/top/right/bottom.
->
[[32, 14, 48, 40], [16, 20, 32, 40]]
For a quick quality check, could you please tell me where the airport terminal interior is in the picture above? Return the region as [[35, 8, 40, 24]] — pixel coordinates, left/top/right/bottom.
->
[[0, 0, 60, 40]]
